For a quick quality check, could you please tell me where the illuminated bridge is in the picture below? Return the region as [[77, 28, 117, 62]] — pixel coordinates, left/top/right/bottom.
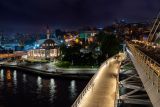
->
[[71, 12, 160, 107], [71, 43, 160, 107]]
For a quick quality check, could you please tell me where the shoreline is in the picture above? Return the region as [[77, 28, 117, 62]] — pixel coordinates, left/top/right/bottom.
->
[[0, 64, 95, 79]]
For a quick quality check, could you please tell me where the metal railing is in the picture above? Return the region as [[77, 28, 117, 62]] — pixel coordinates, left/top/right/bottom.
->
[[127, 43, 160, 75], [71, 54, 120, 107], [127, 42, 160, 92]]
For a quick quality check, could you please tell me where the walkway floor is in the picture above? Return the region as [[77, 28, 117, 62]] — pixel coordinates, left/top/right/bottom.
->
[[75, 53, 125, 107]]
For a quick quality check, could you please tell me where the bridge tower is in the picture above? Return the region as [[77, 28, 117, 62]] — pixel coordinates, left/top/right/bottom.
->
[[148, 12, 160, 42]]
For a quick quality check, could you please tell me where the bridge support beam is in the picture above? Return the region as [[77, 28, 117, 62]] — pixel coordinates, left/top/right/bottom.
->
[[118, 57, 152, 106]]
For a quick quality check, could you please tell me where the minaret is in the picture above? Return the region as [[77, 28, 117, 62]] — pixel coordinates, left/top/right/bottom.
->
[[46, 26, 50, 39]]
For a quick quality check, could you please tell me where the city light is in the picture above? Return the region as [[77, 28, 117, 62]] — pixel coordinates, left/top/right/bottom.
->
[[0, 0, 159, 106]]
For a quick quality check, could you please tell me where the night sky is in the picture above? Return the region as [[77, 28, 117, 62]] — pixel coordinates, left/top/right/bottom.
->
[[0, 0, 159, 33]]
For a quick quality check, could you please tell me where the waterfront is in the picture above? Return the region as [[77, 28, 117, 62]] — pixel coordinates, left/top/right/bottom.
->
[[0, 67, 153, 107], [0, 68, 89, 107]]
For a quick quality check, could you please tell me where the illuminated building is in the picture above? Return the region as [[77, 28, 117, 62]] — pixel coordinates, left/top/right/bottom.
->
[[79, 31, 97, 44], [63, 33, 81, 46], [27, 28, 60, 60]]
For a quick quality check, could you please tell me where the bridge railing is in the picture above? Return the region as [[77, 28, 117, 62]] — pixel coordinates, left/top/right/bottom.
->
[[127, 42, 160, 92], [71, 54, 119, 107]]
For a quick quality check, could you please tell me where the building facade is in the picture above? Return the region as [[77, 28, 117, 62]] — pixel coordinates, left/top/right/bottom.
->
[[27, 28, 60, 60]]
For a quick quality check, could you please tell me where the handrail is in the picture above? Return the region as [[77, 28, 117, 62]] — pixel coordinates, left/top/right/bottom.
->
[[127, 42, 160, 76], [71, 54, 119, 107]]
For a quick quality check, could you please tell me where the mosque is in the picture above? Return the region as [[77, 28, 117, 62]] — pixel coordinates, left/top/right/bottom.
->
[[27, 28, 60, 60]]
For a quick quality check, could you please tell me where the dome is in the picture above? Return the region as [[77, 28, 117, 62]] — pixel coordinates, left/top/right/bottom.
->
[[40, 39, 55, 49]]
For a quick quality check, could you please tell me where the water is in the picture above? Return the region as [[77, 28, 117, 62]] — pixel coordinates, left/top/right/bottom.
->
[[0, 68, 89, 107], [0, 68, 153, 107]]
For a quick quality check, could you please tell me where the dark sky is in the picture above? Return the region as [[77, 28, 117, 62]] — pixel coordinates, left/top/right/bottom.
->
[[0, 0, 160, 33]]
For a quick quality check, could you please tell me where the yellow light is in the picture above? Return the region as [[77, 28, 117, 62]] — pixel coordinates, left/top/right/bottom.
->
[[7, 70, 11, 80], [70, 35, 73, 38], [75, 38, 79, 43]]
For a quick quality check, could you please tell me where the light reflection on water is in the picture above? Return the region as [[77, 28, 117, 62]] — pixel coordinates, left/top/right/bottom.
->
[[13, 70, 17, 94], [49, 78, 56, 103], [13, 70, 17, 85], [0, 69, 4, 87], [23, 74, 26, 83], [0, 68, 89, 107], [37, 76, 42, 93], [0, 69, 4, 82], [6, 69, 11, 80], [70, 80, 77, 99]]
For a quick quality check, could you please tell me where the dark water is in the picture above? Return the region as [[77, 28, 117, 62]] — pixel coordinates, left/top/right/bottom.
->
[[0, 68, 89, 107]]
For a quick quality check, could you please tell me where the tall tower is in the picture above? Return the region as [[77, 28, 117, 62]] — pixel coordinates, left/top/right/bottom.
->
[[46, 26, 50, 39]]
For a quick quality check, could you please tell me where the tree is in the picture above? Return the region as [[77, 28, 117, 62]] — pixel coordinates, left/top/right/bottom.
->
[[60, 43, 82, 65], [95, 31, 120, 60]]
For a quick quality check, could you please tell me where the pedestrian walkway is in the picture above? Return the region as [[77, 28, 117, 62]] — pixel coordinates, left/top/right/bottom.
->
[[72, 53, 125, 107]]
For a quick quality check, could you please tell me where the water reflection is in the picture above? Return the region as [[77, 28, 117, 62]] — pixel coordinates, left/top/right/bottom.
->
[[70, 80, 77, 98], [0, 69, 4, 87], [37, 76, 42, 93], [23, 74, 26, 83], [0, 69, 4, 82], [13, 70, 17, 86], [6, 69, 11, 81], [13, 70, 17, 94], [6, 69, 12, 93], [49, 78, 56, 103], [0, 68, 89, 107]]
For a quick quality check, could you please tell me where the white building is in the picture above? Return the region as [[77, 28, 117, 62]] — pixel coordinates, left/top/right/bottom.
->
[[27, 28, 60, 60]]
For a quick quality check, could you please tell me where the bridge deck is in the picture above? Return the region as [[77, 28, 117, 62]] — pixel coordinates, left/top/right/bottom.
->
[[75, 55, 124, 107]]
